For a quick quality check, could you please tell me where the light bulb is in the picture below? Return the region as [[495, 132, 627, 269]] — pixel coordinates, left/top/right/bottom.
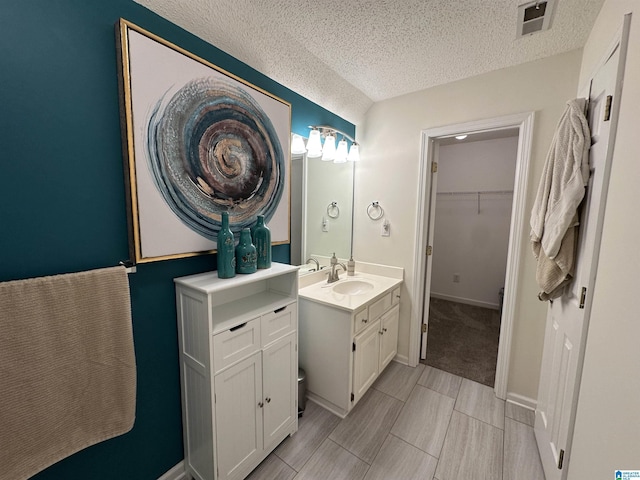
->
[[347, 143, 360, 162], [291, 134, 307, 155], [306, 129, 322, 158], [334, 139, 348, 163], [322, 133, 336, 161]]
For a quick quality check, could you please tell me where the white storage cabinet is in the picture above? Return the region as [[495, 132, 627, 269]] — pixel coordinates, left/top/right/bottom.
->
[[175, 263, 299, 480]]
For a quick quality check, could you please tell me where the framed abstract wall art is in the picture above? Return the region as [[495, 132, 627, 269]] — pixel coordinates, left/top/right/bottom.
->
[[116, 19, 291, 263]]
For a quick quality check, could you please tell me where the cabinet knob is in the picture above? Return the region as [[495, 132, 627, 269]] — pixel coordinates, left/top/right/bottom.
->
[[265, 397, 271, 403], [383, 328, 387, 332], [378, 330, 384, 335], [258, 402, 264, 408], [362, 318, 368, 323]]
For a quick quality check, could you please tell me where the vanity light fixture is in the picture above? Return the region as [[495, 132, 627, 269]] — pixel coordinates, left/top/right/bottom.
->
[[291, 134, 307, 155], [334, 138, 349, 163], [306, 128, 323, 158], [347, 143, 360, 162], [321, 132, 336, 161], [295, 125, 361, 163]]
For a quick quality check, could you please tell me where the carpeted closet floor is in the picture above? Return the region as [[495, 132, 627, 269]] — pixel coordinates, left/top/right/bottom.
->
[[422, 297, 501, 387]]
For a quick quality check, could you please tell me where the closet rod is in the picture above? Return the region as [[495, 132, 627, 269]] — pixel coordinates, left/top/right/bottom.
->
[[436, 190, 513, 196]]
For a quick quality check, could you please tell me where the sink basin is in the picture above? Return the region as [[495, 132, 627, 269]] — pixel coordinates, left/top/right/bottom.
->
[[332, 280, 374, 295]]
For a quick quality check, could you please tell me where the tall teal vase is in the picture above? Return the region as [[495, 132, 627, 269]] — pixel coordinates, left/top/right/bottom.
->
[[253, 215, 271, 269], [217, 212, 236, 279], [235, 228, 257, 274]]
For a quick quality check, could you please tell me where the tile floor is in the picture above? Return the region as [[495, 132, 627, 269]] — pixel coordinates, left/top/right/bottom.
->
[[247, 362, 545, 480]]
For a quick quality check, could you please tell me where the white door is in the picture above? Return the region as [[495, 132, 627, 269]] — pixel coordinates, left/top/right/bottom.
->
[[262, 332, 296, 450], [379, 304, 400, 371], [420, 143, 439, 359], [352, 319, 381, 403], [214, 353, 263, 480], [534, 26, 629, 479]]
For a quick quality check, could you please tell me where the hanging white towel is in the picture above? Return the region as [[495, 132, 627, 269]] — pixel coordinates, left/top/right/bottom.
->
[[530, 98, 590, 300], [0, 266, 136, 480]]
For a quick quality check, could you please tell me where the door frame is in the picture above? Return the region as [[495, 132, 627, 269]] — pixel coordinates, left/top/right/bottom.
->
[[409, 112, 535, 400]]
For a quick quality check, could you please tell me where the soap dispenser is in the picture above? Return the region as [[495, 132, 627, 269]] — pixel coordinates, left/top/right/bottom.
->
[[347, 255, 355, 276]]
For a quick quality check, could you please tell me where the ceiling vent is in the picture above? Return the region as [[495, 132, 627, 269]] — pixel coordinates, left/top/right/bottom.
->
[[517, 0, 556, 38]]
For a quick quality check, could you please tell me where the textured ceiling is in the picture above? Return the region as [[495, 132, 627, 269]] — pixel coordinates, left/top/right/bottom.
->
[[133, 0, 604, 124]]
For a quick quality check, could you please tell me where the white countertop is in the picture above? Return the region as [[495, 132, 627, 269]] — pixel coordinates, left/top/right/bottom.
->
[[298, 271, 402, 312], [174, 262, 299, 293]]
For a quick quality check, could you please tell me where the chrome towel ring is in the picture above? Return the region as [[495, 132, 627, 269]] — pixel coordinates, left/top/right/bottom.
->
[[367, 201, 384, 220], [327, 202, 340, 218]]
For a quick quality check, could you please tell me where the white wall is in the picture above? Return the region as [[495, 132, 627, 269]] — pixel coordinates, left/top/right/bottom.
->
[[568, 2, 640, 477], [431, 137, 518, 308], [355, 49, 582, 400]]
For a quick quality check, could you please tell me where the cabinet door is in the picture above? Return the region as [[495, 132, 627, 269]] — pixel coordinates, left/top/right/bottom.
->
[[214, 353, 263, 480], [352, 320, 380, 404], [262, 332, 297, 450], [379, 304, 399, 372]]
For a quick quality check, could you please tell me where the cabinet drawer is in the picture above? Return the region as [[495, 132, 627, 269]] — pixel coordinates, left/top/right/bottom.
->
[[368, 292, 392, 322], [353, 307, 370, 335], [262, 303, 296, 346], [392, 287, 401, 306], [213, 318, 261, 373]]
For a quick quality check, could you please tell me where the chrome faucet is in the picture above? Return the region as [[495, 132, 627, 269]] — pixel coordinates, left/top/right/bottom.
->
[[305, 257, 320, 272], [327, 253, 346, 283]]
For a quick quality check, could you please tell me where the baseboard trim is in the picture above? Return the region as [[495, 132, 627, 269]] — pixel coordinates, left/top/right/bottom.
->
[[393, 354, 409, 366], [158, 461, 186, 480], [430, 292, 499, 310], [506, 392, 536, 411], [306, 392, 348, 419]]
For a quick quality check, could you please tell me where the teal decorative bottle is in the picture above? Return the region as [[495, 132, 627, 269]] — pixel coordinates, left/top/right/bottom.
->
[[218, 212, 236, 278], [235, 228, 257, 274], [216, 212, 236, 279], [253, 215, 271, 269]]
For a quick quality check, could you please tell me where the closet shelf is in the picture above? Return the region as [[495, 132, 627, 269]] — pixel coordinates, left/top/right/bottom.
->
[[436, 190, 513, 214]]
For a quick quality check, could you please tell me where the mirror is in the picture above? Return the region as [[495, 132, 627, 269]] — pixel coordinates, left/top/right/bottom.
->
[[290, 144, 354, 270]]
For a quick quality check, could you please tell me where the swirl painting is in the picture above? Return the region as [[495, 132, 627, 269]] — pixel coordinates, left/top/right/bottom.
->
[[116, 19, 291, 263]]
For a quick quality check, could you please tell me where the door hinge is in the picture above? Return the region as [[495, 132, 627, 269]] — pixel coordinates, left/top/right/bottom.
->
[[352, 342, 356, 352], [432, 162, 438, 173], [579, 287, 587, 309], [214, 393, 216, 404], [558, 449, 565, 469], [351, 392, 354, 402], [426, 245, 433, 256], [604, 95, 613, 121], [421, 323, 427, 333]]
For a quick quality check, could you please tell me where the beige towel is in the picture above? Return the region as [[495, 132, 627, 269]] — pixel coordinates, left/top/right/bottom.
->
[[530, 98, 590, 259], [0, 266, 136, 480], [530, 98, 590, 300], [533, 223, 579, 301]]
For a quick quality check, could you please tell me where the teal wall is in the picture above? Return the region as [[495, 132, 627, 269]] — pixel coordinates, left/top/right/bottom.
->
[[0, 2, 354, 479]]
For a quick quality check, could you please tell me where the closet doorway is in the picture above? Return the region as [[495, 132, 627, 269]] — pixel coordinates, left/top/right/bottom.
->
[[421, 131, 518, 387], [410, 112, 535, 400]]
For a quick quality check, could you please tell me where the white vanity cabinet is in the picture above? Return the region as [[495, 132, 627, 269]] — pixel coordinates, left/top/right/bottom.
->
[[352, 302, 400, 403], [299, 282, 401, 418], [174, 263, 299, 480]]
